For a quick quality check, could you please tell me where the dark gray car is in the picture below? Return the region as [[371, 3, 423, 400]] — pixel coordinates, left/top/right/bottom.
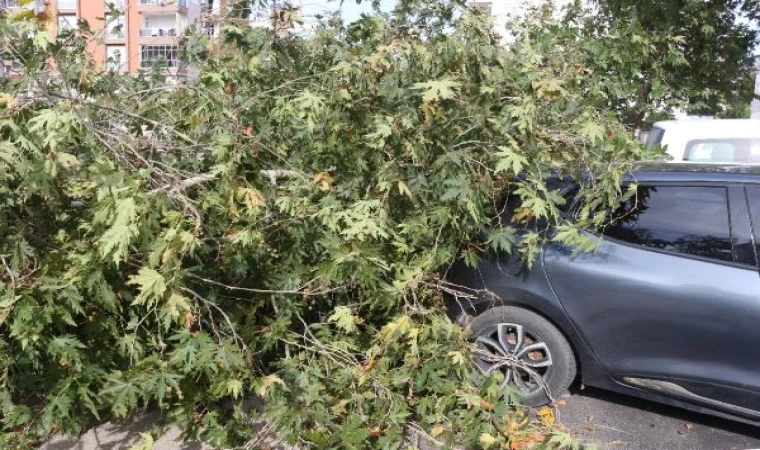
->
[[448, 163, 760, 426]]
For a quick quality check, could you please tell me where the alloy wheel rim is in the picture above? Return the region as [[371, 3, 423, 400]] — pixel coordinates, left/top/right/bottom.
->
[[475, 323, 553, 397]]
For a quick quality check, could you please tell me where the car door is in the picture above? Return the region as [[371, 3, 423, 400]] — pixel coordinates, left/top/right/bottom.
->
[[748, 186, 760, 272], [543, 182, 760, 418]]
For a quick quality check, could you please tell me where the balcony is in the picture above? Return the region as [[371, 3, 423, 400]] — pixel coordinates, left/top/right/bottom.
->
[[106, 29, 125, 39], [138, 27, 179, 44], [140, 0, 184, 5], [138, 0, 186, 12], [57, 0, 76, 11], [139, 27, 177, 37]]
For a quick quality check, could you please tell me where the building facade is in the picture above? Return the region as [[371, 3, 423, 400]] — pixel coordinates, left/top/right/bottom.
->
[[2, 0, 207, 73], [67, 0, 204, 73]]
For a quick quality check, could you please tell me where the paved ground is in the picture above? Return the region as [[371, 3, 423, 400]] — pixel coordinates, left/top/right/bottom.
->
[[42, 389, 760, 450], [559, 388, 760, 450], [40, 413, 205, 450]]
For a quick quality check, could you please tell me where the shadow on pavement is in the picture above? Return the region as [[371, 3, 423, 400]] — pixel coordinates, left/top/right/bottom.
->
[[41, 413, 203, 450]]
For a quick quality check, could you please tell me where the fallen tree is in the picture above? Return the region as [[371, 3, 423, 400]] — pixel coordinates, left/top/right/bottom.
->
[[0, 1, 669, 448]]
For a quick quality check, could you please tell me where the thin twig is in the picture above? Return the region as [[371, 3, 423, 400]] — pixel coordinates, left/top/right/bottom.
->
[[188, 273, 343, 297]]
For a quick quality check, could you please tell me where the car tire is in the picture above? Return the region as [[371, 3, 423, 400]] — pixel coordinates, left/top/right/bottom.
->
[[470, 306, 576, 407]]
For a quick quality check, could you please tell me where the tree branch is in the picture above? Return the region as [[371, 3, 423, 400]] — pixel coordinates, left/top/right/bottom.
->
[[148, 169, 302, 195]]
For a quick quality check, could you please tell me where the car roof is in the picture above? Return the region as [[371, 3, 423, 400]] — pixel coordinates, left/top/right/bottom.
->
[[629, 162, 760, 184]]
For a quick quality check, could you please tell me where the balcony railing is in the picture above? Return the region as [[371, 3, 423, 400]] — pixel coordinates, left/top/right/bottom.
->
[[139, 28, 177, 37], [106, 29, 125, 39], [139, 0, 185, 7], [140, 58, 179, 68]]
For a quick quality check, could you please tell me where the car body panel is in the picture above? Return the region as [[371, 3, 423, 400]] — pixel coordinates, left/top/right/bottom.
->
[[544, 236, 760, 416], [448, 164, 760, 426]]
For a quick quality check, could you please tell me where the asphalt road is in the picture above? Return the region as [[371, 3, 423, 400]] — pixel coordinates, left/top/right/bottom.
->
[[41, 389, 760, 450], [558, 387, 760, 450]]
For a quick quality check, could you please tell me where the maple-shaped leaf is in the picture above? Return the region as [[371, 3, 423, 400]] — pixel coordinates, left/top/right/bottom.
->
[[98, 197, 139, 263], [128, 268, 167, 307], [494, 145, 528, 176], [412, 78, 461, 104], [579, 120, 605, 144]]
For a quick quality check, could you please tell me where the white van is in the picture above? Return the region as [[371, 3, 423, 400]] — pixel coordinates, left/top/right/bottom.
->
[[645, 119, 760, 164]]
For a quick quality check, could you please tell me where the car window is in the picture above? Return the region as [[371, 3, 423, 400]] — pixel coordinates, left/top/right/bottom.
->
[[603, 185, 734, 263], [644, 126, 665, 149], [684, 138, 760, 163]]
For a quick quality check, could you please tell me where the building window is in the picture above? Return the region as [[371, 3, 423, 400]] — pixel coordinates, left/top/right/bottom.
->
[[57, 14, 76, 31], [57, 0, 76, 9], [104, 0, 123, 10], [140, 45, 179, 68], [106, 45, 126, 71], [106, 15, 125, 39]]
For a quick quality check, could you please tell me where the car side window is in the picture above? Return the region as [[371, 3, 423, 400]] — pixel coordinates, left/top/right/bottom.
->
[[644, 127, 664, 149], [603, 185, 734, 263]]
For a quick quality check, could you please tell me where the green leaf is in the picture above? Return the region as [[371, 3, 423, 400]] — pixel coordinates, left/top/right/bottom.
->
[[328, 306, 359, 334], [579, 120, 605, 144], [486, 227, 516, 253], [412, 78, 461, 103], [98, 197, 140, 263], [128, 268, 167, 307], [226, 379, 243, 399], [494, 146, 528, 176], [32, 31, 53, 50]]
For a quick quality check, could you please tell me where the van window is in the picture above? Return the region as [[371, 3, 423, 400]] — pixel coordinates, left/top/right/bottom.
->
[[683, 138, 760, 163], [603, 185, 734, 263], [644, 127, 665, 149]]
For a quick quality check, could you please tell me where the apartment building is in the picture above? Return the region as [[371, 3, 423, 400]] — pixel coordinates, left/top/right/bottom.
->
[[1, 0, 206, 73], [68, 0, 204, 72]]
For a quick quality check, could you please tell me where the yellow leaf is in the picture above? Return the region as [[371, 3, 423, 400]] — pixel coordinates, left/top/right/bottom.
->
[[313, 172, 334, 190], [511, 207, 535, 225], [397, 180, 412, 198], [479, 432, 497, 448], [256, 374, 288, 397], [505, 416, 530, 434], [538, 405, 556, 425], [431, 424, 445, 437], [0, 93, 15, 108], [237, 187, 265, 207], [128, 433, 154, 450], [448, 351, 465, 366]]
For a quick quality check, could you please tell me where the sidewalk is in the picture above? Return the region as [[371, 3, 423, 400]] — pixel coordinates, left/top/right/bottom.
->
[[39, 413, 206, 450]]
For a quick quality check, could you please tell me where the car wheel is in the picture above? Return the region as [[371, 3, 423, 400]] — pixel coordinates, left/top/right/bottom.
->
[[470, 306, 576, 407]]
